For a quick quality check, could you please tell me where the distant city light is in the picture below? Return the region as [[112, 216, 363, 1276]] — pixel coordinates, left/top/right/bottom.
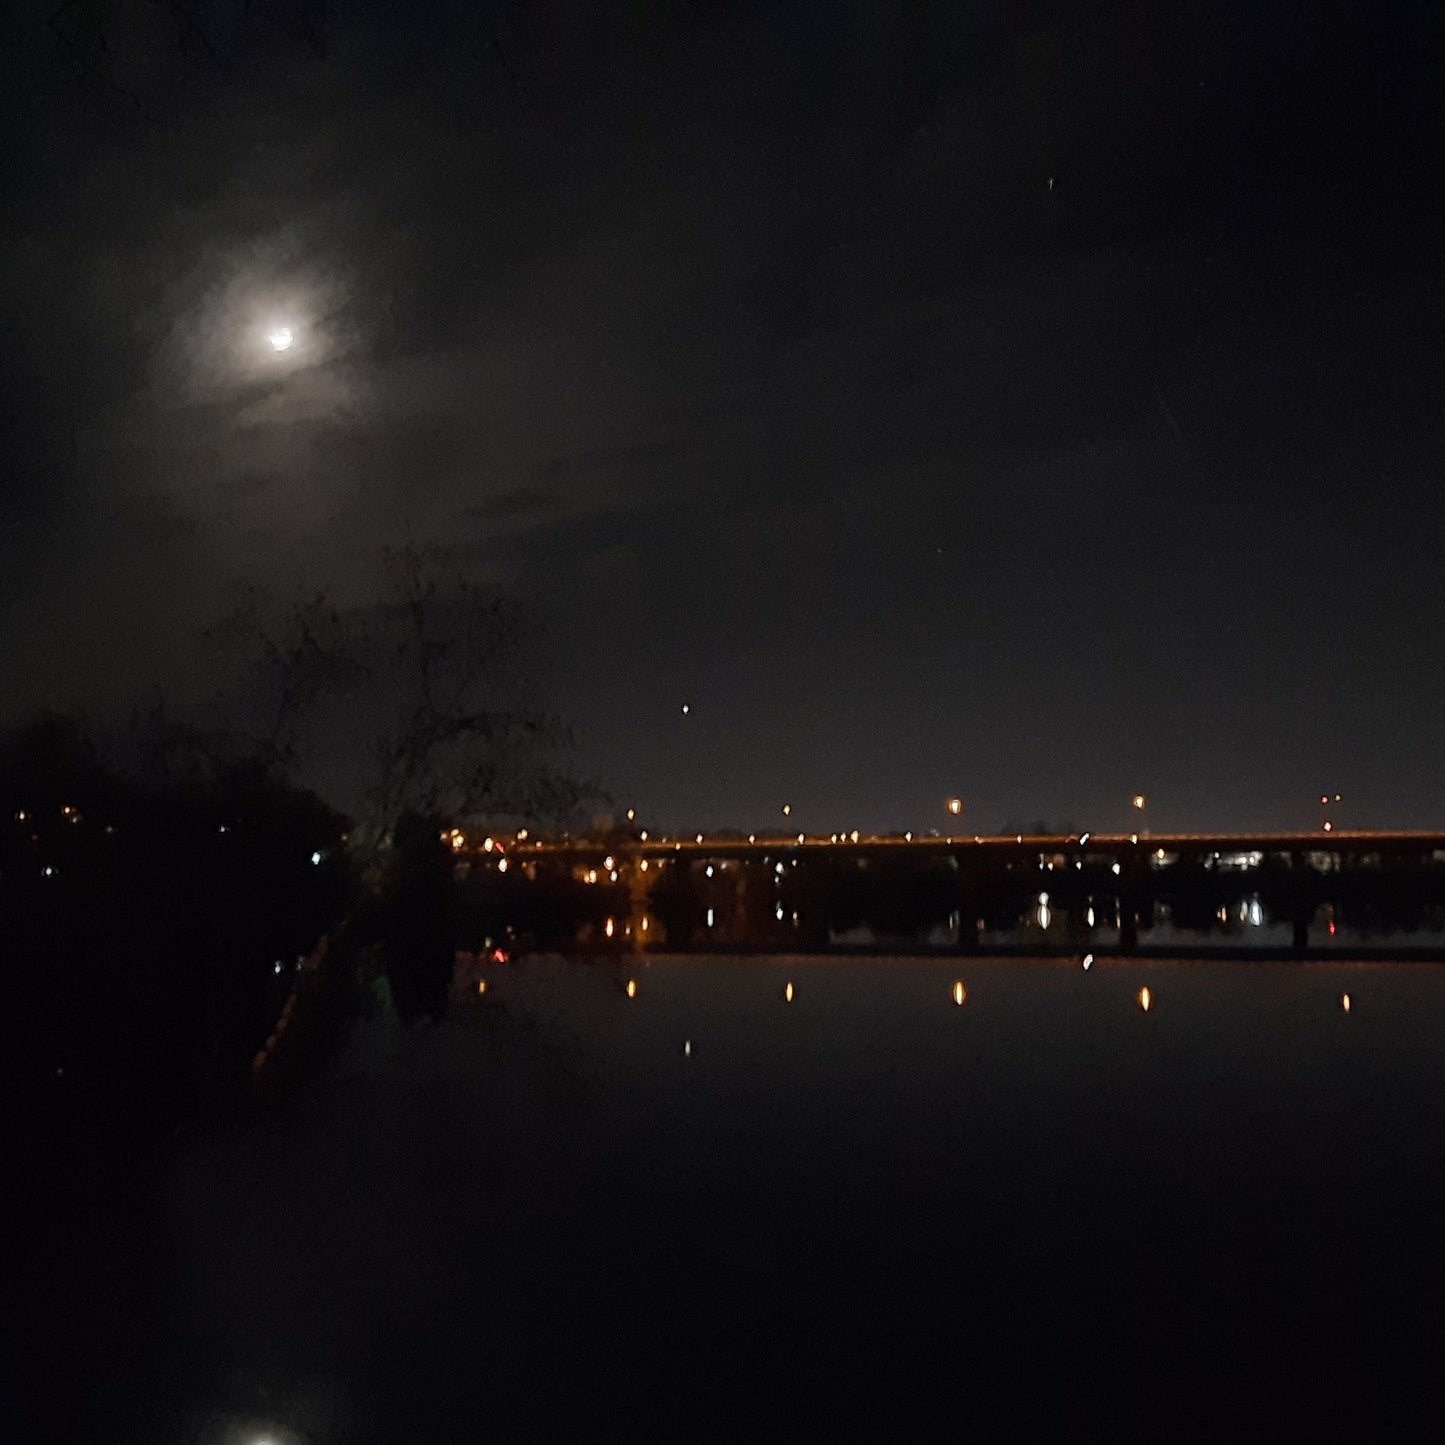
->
[[683, 1039, 692, 1056], [782, 804, 792, 817], [626, 979, 638, 998], [1138, 986, 1152, 1012], [706, 908, 715, 927], [604, 917, 615, 938], [626, 808, 636, 821], [784, 981, 794, 1003], [497, 857, 509, 872], [1082, 953, 1093, 970], [946, 797, 963, 815], [477, 979, 487, 995], [952, 981, 966, 1006], [1341, 993, 1351, 1013]]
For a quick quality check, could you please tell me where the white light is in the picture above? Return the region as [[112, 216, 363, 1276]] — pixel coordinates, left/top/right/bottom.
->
[[681, 703, 690, 715], [1086, 906, 1096, 927], [1080, 832, 1090, 844], [706, 907, 715, 927], [705, 865, 714, 878], [1249, 899, 1263, 927], [905, 831, 913, 841], [269, 326, 294, 351], [274, 961, 283, 974], [776, 904, 785, 920], [497, 857, 509, 873], [1111, 862, 1122, 875], [683, 1039, 692, 1056], [784, 981, 794, 1002], [1082, 953, 1093, 970], [310, 850, 322, 865]]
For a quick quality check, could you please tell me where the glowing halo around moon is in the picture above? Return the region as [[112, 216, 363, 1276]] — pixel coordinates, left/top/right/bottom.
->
[[268, 326, 294, 352]]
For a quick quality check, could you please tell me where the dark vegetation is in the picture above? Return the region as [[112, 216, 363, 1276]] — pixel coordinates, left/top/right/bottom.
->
[[6, 713, 350, 1223]]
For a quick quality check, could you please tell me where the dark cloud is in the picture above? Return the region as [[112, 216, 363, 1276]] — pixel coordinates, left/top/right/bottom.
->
[[3, 2, 1442, 828]]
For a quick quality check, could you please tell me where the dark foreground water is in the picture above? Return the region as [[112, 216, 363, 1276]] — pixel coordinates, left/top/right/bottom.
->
[[29, 955, 1445, 1441]]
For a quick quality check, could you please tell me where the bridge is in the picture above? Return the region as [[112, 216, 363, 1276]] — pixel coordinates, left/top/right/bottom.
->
[[461, 830, 1445, 955]]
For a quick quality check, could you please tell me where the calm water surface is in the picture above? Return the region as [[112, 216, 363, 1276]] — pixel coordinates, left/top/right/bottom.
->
[[43, 955, 1445, 1441]]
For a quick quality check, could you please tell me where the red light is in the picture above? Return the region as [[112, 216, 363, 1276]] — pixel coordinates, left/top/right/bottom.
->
[[1328, 921, 1337, 935], [490, 948, 509, 963]]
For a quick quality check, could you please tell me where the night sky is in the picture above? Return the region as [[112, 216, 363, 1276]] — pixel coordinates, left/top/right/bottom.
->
[[3, 2, 1441, 834]]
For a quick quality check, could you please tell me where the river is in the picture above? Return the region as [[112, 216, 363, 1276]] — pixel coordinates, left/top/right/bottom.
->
[[30, 953, 1445, 1441]]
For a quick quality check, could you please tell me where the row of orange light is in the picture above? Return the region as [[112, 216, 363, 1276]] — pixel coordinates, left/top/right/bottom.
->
[[477, 972, 1355, 1016]]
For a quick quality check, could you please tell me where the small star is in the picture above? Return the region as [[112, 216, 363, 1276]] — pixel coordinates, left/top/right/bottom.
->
[[681, 703, 690, 716], [1047, 176, 1054, 190]]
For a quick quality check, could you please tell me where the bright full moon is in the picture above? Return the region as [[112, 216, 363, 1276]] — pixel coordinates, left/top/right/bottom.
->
[[268, 326, 294, 352]]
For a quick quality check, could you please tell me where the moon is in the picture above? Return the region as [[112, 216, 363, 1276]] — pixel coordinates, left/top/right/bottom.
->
[[268, 326, 294, 352]]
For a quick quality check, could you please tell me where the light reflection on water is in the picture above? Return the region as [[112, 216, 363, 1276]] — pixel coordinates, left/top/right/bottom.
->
[[156, 954, 1445, 1440]]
